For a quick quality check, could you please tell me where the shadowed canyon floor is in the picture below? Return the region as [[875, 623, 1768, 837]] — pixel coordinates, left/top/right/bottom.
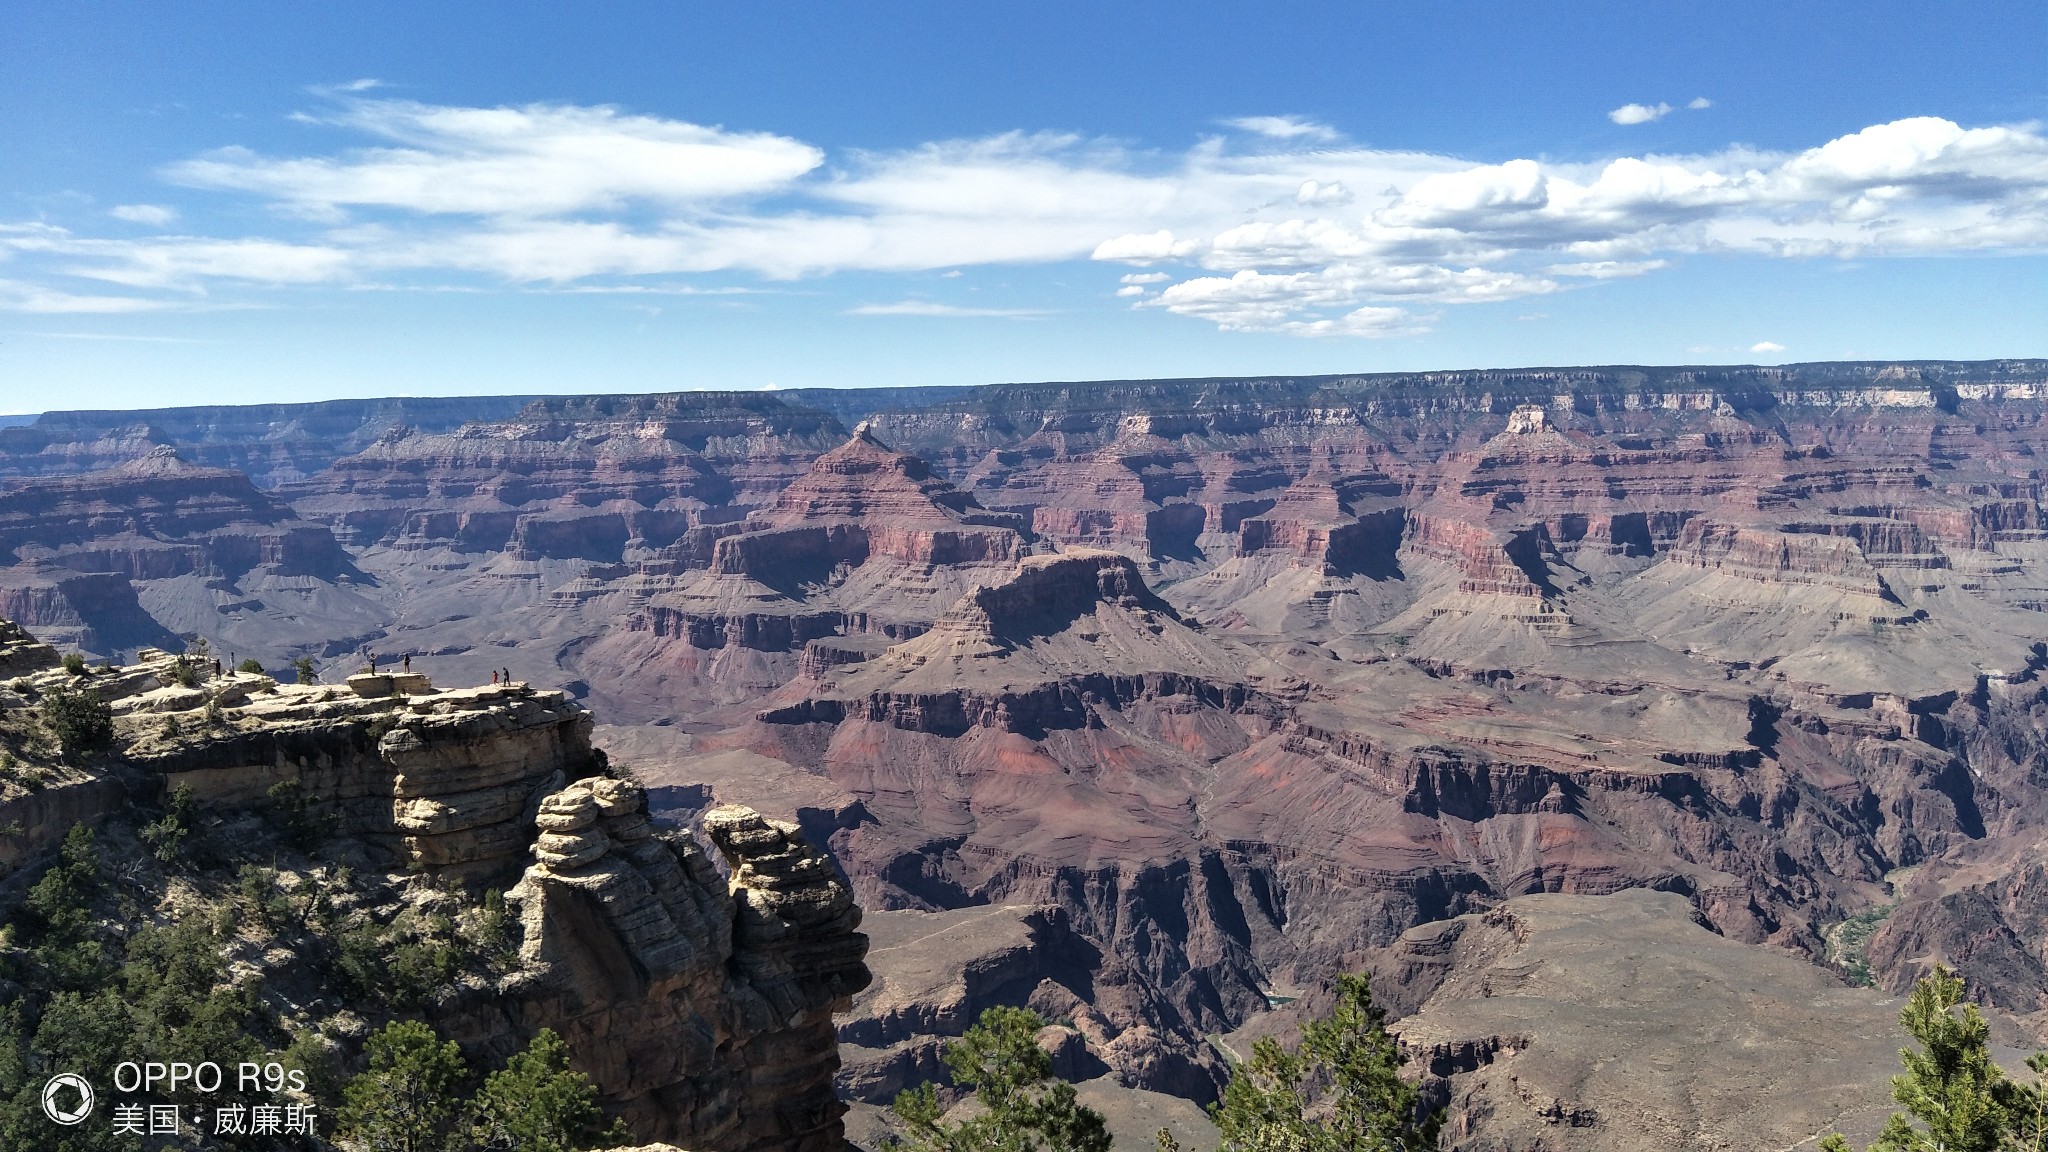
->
[[8, 361, 2048, 1148]]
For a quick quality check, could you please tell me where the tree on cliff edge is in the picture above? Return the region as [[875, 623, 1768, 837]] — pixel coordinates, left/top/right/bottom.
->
[[1818, 964, 2044, 1152], [1210, 973, 1443, 1152], [890, 1004, 1112, 1152]]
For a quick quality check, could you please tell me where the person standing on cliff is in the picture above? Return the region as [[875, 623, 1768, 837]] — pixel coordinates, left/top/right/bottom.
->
[[402, 654, 411, 673], [491, 670, 499, 685]]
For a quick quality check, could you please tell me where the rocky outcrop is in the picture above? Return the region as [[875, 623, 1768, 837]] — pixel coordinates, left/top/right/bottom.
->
[[759, 549, 1260, 737], [1402, 513, 1555, 598], [114, 670, 595, 880], [0, 614, 874, 1152], [497, 788, 868, 1151], [0, 615, 60, 676], [0, 447, 363, 661], [836, 904, 1226, 1106], [699, 427, 1029, 596], [571, 428, 1042, 724]]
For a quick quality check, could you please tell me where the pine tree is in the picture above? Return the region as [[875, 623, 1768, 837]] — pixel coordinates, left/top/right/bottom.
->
[[2009, 1053, 2048, 1152], [1818, 965, 2013, 1152], [890, 1005, 1112, 1152], [1210, 973, 1442, 1152], [339, 1020, 470, 1152], [468, 1028, 623, 1152]]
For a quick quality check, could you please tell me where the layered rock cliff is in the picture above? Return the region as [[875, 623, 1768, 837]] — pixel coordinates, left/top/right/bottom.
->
[[0, 616, 871, 1151]]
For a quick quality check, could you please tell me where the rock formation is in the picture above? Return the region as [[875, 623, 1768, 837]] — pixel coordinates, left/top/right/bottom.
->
[[0, 615, 871, 1151], [0, 615, 60, 677], [490, 786, 870, 1150], [578, 423, 1035, 724]]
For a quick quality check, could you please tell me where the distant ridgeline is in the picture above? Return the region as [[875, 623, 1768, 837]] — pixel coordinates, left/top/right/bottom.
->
[[4, 359, 2046, 487]]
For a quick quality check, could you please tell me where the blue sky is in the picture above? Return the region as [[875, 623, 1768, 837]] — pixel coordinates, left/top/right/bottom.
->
[[2, 2, 2045, 412]]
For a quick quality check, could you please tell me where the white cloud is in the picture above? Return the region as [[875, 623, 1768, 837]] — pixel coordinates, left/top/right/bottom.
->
[[110, 204, 178, 226], [848, 301, 1050, 317], [1091, 230, 1201, 263], [1, 95, 2045, 339], [1286, 307, 1423, 338], [1226, 116, 1338, 142], [1688, 97, 1714, 111], [1609, 102, 1674, 126], [1146, 268, 1426, 338], [167, 97, 823, 219], [1547, 259, 1668, 278], [1296, 179, 1348, 205], [1751, 340, 1786, 353], [1114, 285, 1147, 297], [0, 278, 170, 313], [1146, 265, 1495, 334]]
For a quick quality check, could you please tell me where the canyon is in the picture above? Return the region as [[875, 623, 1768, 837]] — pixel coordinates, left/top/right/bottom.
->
[[7, 358, 2048, 1148]]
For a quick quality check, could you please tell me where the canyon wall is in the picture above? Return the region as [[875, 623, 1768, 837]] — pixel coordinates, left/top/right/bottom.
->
[[10, 360, 2048, 1128]]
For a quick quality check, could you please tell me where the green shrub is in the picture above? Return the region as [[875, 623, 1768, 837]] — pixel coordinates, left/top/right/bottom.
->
[[283, 1029, 347, 1118], [462, 888, 513, 961], [39, 686, 113, 763], [23, 825, 109, 992], [60, 652, 86, 676], [293, 656, 317, 685], [238, 866, 294, 932], [140, 784, 199, 864], [265, 779, 327, 852], [891, 1005, 1111, 1152], [236, 658, 265, 675], [1833, 905, 1893, 987], [338, 1020, 470, 1152], [1210, 973, 1443, 1152], [469, 1027, 624, 1152]]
